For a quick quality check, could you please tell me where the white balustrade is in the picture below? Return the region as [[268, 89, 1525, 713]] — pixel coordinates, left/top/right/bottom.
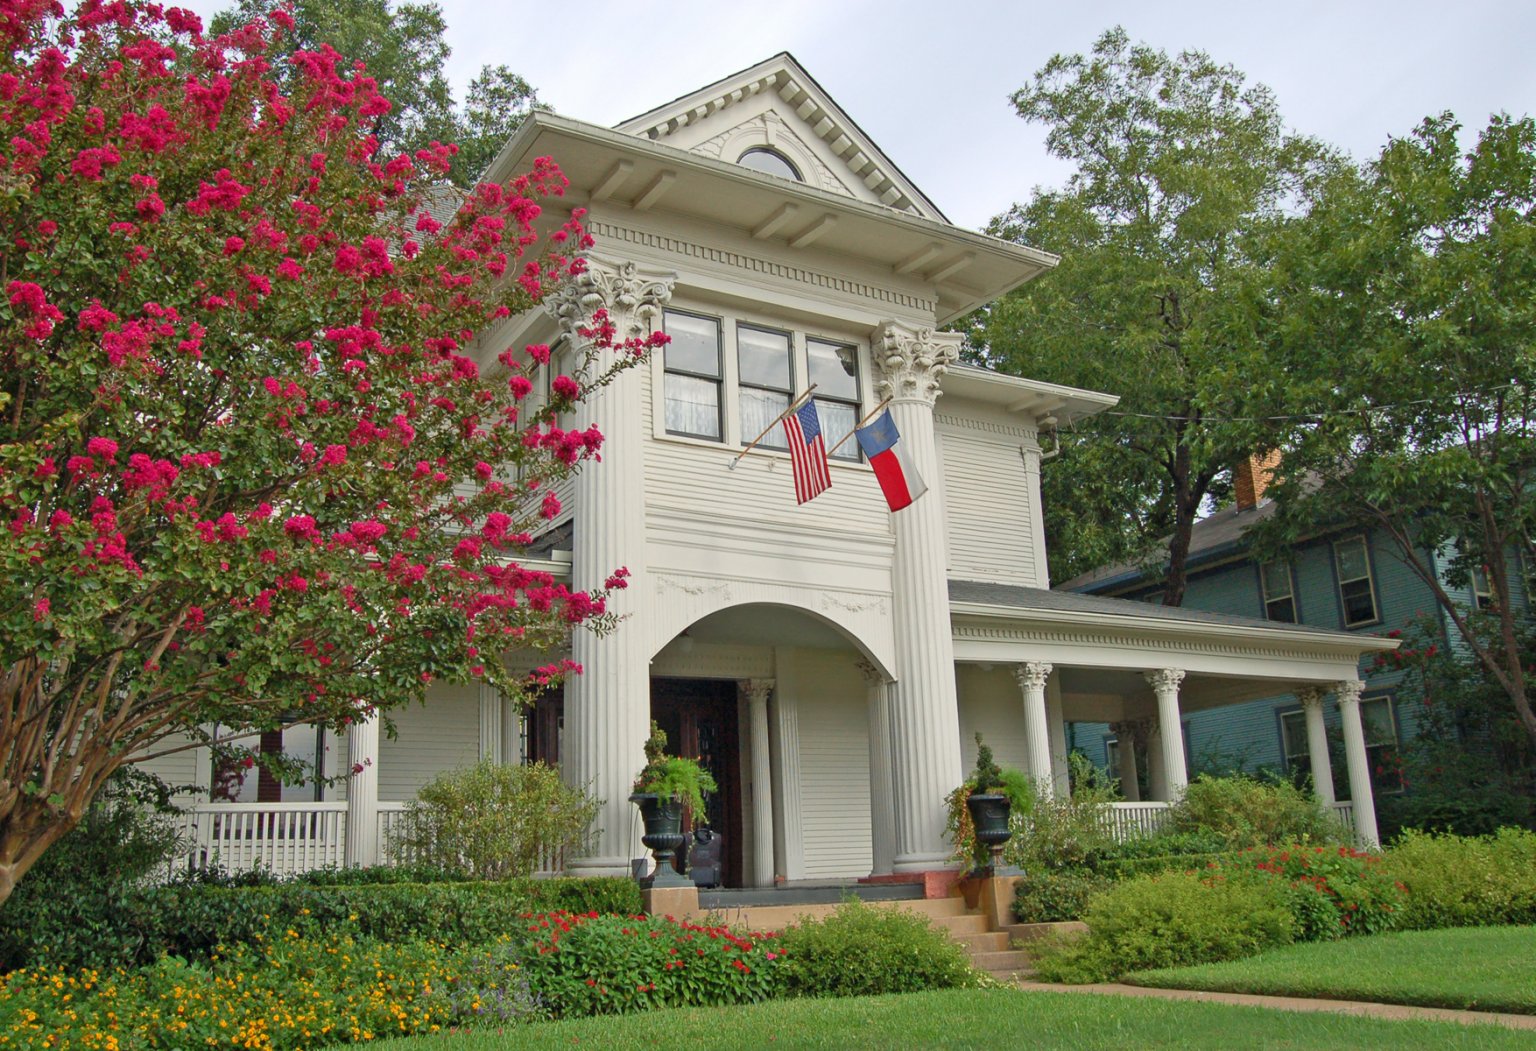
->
[[1330, 800, 1356, 834], [1098, 801, 1171, 841], [176, 801, 347, 876]]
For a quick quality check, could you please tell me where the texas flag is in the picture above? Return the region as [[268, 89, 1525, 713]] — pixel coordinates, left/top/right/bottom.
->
[[855, 409, 927, 511]]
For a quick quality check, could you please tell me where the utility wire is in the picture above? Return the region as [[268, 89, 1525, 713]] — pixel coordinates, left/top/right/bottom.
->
[[1072, 382, 1525, 426]]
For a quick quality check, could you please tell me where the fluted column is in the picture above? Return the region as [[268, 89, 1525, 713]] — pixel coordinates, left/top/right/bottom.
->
[[1046, 678, 1070, 795], [858, 659, 897, 877], [1335, 679, 1380, 848], [546, 260, 675, 876], [345, 704, 380, 867], [1109, 720, 1141, 802], [1014, 662, 1055, 798], [1145, 722, 1168, 801], [478, 682, 503, 763], [1298, 687, 1336, 807], [873, 321, 965, 871], [741, 679, 776, 887], [1145, 669, 1188, 798]]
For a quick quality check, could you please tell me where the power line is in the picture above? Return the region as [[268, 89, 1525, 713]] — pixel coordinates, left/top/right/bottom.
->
[[1077, 383, 1525, 426]]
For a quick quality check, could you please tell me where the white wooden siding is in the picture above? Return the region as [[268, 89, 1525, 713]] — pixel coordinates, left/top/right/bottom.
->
[[938, 420, 1039, 587], [377, 684, 481, 801], [790, 649, 872, 878], [956, 666, 1032, 777]]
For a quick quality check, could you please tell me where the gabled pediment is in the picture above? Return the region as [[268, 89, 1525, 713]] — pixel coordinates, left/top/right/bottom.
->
[[614, 53, 946, 222]]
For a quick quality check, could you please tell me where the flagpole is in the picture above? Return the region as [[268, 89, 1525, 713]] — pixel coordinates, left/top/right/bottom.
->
[[728, 385, 818, 470], [826, 397, 892, 458]]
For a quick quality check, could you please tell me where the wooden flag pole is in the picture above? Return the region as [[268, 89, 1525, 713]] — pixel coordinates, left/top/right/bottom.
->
[[826, 397, 892, 458], [728, 385, 818, 470]]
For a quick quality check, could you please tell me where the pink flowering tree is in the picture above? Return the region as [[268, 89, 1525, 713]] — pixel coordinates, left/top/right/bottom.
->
[[0, 0, 661, 903]]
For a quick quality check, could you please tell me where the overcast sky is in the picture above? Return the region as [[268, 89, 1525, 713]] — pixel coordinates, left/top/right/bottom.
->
[[182, 0, 1536, 231]]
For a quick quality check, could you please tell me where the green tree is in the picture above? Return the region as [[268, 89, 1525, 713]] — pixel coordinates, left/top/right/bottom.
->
[[0, 2, 654, 904], [974, 28, 1337, 600], [1257, 113, 1536, 753], [211, 0, 545, 186]]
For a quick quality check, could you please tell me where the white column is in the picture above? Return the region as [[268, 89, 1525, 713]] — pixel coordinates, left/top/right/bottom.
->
[[858, 659, 897, 877], [545, 261, 674, 876], [1298, 687, 1336, 807], [478, 682, 503, 763], [1146, 669, 1188, 798], [1111, 721, 1141, 802], [768, 666, 805, 881], [873, 322, 966, 871], [1014, 662, 1055, 798], [344, 705, 380, 867], [500, 695, 523, 765], [1046, 677, 1070, 796], [1145, 722, 1168, 801], [1335, 679, 1380, 848], [741, 679, 776, 888]]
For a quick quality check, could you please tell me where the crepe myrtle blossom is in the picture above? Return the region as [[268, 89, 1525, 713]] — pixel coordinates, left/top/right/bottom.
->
[[0, 0, 668, 906]]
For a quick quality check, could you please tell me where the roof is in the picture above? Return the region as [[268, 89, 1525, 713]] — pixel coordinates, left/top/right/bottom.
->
[[943, 362, 1117, 427], [949, 578, 1396, 652], [1058, 498, 1281, 594]]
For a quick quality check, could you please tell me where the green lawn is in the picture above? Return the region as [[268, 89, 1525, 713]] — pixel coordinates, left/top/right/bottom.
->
[[1129, 926, 1536, 1014], [371, 987, 1531, 1050]]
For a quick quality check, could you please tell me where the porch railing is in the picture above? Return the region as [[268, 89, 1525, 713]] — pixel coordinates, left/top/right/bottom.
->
[[176, 801, 347, 876], [1094, 799, 1360, 844]]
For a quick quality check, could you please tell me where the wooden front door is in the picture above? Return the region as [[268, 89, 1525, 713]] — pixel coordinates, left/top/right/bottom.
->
[[650, 678, 744, 888]]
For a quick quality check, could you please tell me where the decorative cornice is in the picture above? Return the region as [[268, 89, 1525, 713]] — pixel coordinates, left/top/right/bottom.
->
[[545, 258, 675, 342], [933, 413, 1033, 440], [872, 321, 963, 405], [586, 220, 936, 314], [952, 621, 1335, 665], [1145, 668, 1186, 694], [1334, 679, 1366, 706], [1014, 661, 1053, 691]]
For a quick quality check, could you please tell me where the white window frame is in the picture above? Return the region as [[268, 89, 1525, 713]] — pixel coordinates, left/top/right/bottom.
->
[[1260, 560, 1297, 623], [1472, 565, 1495, 611], [661, 309, 725, 442], [1360, 695, 1403, 794], [1333, 535, 1381, 627]]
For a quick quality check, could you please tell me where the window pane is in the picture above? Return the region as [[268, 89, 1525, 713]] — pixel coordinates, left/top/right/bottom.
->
[[1335, 538, 1369, 581], [1261, 561, 1292, 600], [738, 148, 802, 181], [1280, 711, 1308, 760], [808, 339, 859, 401], [1266, 595, 1297, 623], [664, 312, 720, 377], [665, 373, 720, 439], [1342, 578, 1377, 624], [1360, 698, 1396, 747], [738, 326, 791, 390], [817, 399, 857, 461], [740, 386, 788, 450]]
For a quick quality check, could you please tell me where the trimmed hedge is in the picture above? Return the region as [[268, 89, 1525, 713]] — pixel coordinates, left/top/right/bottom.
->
[[1382, 828, 1536, 930], [0, 876, 641, 971]]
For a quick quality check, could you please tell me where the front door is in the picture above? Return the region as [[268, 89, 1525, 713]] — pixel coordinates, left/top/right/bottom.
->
[[650, 678, 744, 888]]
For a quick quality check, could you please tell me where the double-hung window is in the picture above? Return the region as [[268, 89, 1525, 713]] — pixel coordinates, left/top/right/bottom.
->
[[1361, 696, 1402, 793], [1279, 709, 1311, 785], [663, 311, 723, 440], [1472, 566, 1496, 611], [737, 324, 793, 451], [808, 338, 862, 462], [1333, 535, 1380, 626], [1260, 560, 1297, 623]]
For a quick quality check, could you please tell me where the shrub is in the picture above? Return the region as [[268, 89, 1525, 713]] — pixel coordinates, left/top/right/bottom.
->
[[1168, 774, 1344, 849], [394, 760, 600, 879], [0, 770, 183, 971], [1383, 828, 1536, 930], [510, 912, 783, 1016], [775, 899, 977, 997], [1033, 869, 1295, 982], [1012, 869, 1112, 923], [1239, 844, 1405, 939]]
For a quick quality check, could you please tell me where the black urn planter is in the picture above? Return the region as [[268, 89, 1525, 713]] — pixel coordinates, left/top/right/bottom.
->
[[965, 792, 1014, 875], [630, 793, 692, 887]]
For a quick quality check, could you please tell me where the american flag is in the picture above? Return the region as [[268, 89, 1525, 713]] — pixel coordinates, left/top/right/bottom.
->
[[781, 400, 832, 504]]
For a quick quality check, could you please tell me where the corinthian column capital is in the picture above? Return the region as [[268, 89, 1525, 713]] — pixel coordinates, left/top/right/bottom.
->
[[545, 258, 675, 343], [1014, 661, 1053, 692], [870, 321, 963, 405]]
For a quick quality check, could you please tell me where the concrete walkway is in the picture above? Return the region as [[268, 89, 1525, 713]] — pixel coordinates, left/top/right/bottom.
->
[[1013, 981, 1536, 1031]]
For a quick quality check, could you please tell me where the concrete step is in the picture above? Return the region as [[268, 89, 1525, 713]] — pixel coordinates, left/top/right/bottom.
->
[[931, 912, 992, 936], [706, 894, 969, 933], [1007, 920, 1087, 943], [971, 949, 1035, 973], [951, 930, 1010, 952], [986, 965, 1036, 983]]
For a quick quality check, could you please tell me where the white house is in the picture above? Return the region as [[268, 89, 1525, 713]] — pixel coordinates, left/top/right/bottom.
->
[[143, 54, 1395, 885]]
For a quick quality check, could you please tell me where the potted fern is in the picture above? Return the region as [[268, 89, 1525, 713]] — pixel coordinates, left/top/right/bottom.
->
[[629, 721, 717, 887]]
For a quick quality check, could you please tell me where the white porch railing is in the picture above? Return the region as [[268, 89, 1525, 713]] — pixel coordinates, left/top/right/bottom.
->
[[176, 801, 347, 876], [1098, 801, 1171, 840], [1330, 800, 1356, 833]]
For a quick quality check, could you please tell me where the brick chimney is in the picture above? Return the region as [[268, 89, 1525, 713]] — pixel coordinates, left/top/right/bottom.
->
[[1234, 450, 1282, 511]]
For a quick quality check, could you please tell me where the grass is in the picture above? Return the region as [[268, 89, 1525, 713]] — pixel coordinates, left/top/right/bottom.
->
[[1129, 926, 1536, 1014], [370, 987, 1532, 1050]]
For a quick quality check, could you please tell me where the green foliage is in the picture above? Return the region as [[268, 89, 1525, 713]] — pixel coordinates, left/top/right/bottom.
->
[[1033, 869, 1296, 982], [1168, 774, 1344, 849], [967, 733, 1004, 792], [1239, 844, 1406, 939], [975, 26, 1339, 598], [394, 759, 599, 879], [946, 735, 1035, 868], [1012, 869, 1112, 924], [1383, 828, 1536, 930], [631, 721, 717, 818], [510, 912, 783, 1016], [775, 899, 977, 998], [1007, 755, 1120, 873], [0, 770, 183, 971]]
